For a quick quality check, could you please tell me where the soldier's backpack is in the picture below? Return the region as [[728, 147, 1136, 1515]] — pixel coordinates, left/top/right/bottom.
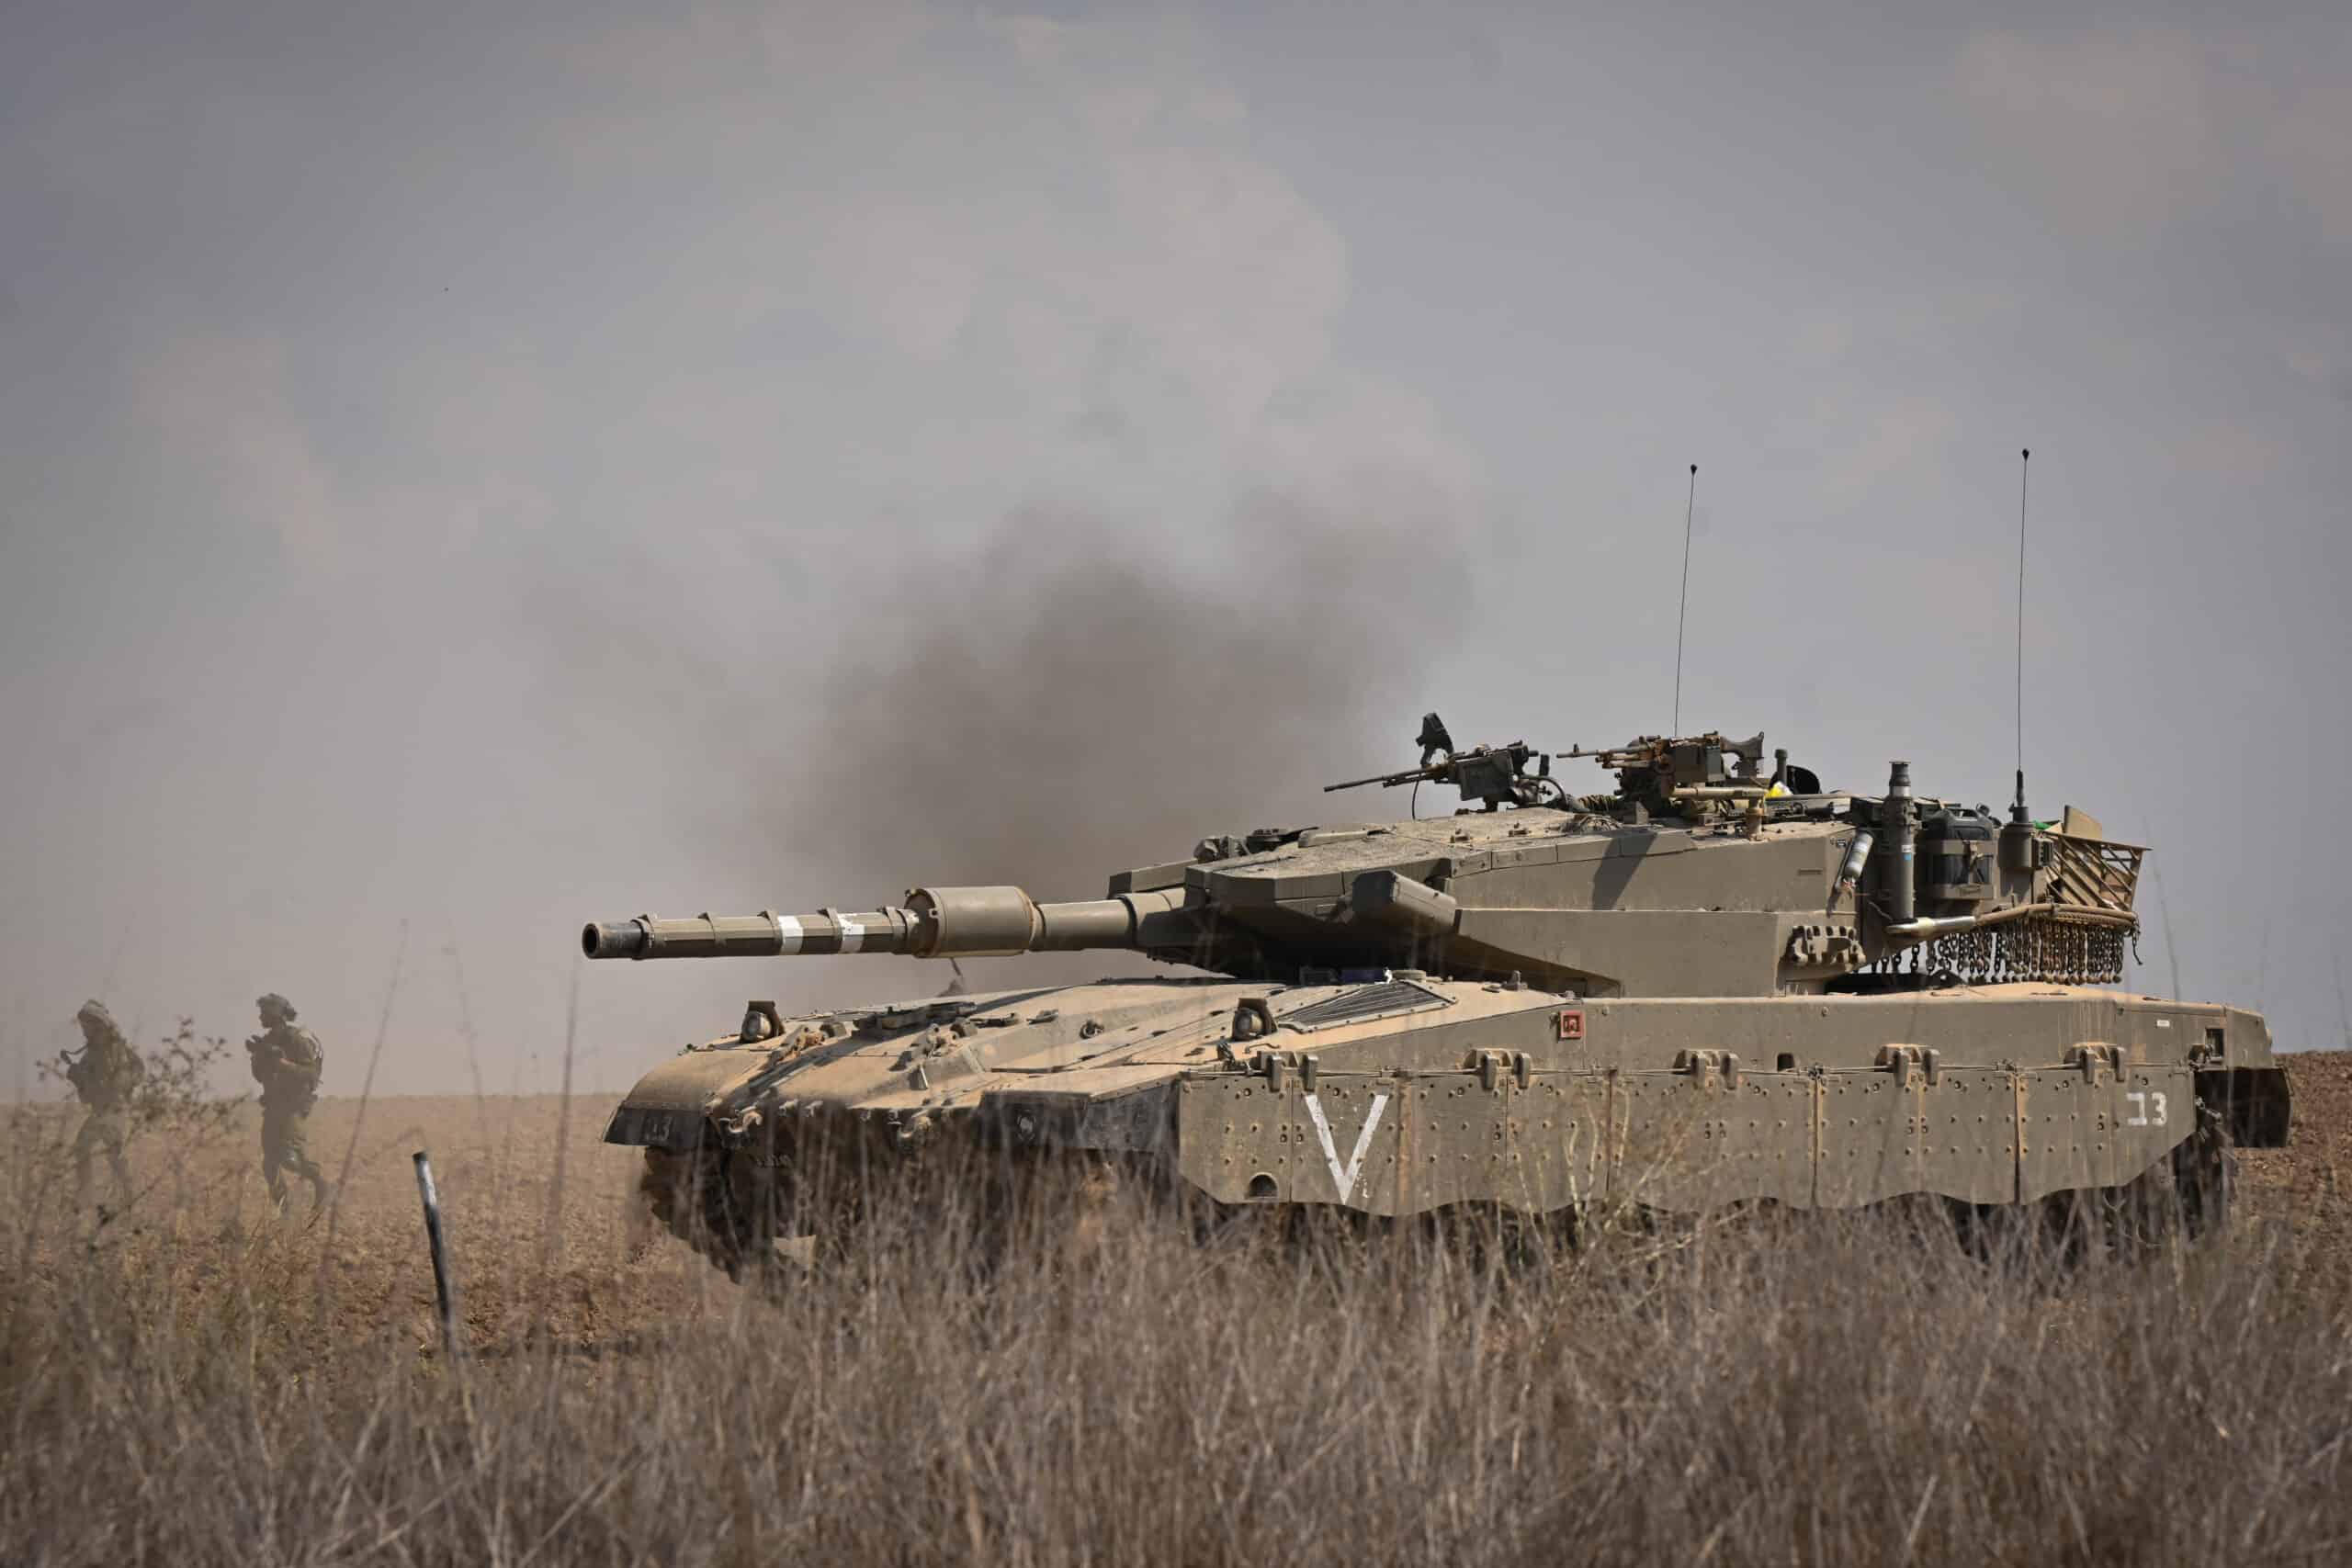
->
[[280, 1029, 324, 1095]]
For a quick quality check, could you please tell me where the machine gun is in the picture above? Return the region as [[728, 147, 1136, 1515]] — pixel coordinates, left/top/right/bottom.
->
[[1323, 713, 1566, 813], [1557, 729, 1822, 819]]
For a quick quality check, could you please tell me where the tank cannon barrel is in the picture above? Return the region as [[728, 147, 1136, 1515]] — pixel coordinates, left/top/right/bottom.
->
[[582, 885, 1194, 963]]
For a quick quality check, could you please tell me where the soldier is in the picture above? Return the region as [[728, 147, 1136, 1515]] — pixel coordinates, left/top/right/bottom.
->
[[246, 992, 329, 1218], [65, 999, 141, 1205]]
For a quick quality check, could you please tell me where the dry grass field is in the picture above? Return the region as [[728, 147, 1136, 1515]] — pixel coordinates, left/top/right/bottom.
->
[[3, 1053, 2347, 1566]]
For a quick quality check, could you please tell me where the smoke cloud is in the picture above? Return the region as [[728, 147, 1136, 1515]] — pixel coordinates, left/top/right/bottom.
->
[[542, 482, 1479, 1001], [776, 497, 1469, 900]]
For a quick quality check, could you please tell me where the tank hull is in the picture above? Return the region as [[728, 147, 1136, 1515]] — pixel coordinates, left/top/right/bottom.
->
[[605, 974, 2288, 1274]]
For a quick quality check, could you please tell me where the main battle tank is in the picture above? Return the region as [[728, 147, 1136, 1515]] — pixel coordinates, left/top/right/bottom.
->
[[590, 716, 2290, 1275]]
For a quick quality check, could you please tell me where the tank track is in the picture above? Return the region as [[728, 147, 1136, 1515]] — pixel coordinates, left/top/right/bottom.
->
[[2107, 1098, 2234, 1244], [642, 1105, 2234, 1280], [2167, 1099, 2235, 1237], [641, 1131, 1158, 1281], [640, 1145, 781, 1281]]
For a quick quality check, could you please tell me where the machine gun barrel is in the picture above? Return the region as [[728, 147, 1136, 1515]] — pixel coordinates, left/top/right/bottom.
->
[[583, 885, 1195, 962], [1323, 764, 1441, 794]]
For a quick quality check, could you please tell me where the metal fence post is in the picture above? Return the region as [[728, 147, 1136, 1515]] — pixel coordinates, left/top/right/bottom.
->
[[413, 1150, 461, 1359]]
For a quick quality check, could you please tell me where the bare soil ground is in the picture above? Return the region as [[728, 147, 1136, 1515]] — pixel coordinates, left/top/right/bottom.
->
[[2238, 1050, 2352, 1289], [2, 1054, 2346, 1565]]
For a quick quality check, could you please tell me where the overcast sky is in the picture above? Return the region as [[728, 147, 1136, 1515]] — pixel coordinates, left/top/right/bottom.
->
[[4, 0, 2346, 1095]]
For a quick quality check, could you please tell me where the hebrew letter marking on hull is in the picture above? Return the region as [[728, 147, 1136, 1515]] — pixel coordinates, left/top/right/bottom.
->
[[1304, 1091, 1390, 1201]]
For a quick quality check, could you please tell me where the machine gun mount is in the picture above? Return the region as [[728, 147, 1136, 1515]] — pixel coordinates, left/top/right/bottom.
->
[[1324, 712, 1566, 813]]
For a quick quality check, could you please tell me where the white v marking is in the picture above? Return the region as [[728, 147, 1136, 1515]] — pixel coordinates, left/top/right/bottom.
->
[[1304, 1091, 1390, 1201]]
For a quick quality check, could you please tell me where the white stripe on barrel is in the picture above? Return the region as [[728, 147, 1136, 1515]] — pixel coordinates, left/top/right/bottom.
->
[[837, 913, 866, 953], [770, 912, 804, 954]]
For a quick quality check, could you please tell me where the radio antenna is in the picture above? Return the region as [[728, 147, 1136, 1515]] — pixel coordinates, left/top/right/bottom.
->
[[2012, 447, 2030, 820], [1672, 463, 1696, 736]]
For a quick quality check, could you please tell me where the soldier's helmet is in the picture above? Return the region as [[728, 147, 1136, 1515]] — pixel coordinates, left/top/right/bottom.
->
[[256, 993, 297, 1024], [76, 998, 117, 1034]]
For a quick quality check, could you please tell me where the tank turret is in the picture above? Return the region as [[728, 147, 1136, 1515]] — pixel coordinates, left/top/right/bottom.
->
[[586, 716, 2155, 997]]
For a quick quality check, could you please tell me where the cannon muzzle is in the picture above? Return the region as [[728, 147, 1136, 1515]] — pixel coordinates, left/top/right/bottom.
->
[[582, 885, 1194, 962]]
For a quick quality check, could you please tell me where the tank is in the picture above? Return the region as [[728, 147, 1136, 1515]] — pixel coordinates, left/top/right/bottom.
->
[[589, 715, 2291, 1276]]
